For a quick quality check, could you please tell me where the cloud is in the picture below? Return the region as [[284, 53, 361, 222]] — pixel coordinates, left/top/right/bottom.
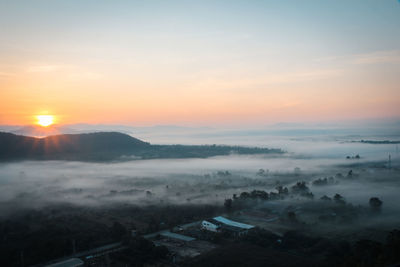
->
[[190, 68, 343, 93], [25, 64, 101, 81], [27, 65, 61, 73], [0, 71, 15, 77], [265, 69, 344, 84], [68, 71, 101, 81], [351, 50, 400, 65], [315, 50, 400, 65]]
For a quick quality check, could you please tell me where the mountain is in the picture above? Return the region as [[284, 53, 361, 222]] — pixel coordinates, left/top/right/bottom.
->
[[0, 132, 282, 161], [0, 132, 150, 161], [5, 124, 213, 138]]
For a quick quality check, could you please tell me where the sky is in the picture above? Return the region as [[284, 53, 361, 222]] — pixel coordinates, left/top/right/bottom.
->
[[0, 0, 400, 126]]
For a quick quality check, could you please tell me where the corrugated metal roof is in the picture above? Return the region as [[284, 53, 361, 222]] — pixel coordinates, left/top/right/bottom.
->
[[160, 231, 196, 242], [46, 258, 84, 267], [213, 216, 254, 230]]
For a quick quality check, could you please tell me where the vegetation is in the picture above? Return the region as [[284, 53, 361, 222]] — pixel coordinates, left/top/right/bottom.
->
[[0, 204, 223, 266], [358, 140, 400, 144], [185, 229, 400, 267], [0, 132, 283, 161], [369, 197, 383, 211]]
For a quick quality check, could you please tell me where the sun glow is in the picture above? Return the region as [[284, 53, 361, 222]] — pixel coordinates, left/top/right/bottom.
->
[[36, 115, 54, 127]]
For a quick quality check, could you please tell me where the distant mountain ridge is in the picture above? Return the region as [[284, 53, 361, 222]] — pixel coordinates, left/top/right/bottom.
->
[[1, 124, 212, 138], [0, 132, 282, 161], [10, 125, 77, 137]]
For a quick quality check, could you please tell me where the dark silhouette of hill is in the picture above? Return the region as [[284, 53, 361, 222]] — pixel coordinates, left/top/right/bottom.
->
[[0, 132, 282, 161], [358, 140, 400, 144]]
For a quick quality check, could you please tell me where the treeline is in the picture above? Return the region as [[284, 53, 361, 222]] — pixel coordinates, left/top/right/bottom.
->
[[224, 179, 383, 215], [224, 181, 312, 210], [358, 140, 400, 144], [185, 228, 400, 267], [0, 132, 283, 161], [0, 203, 223, 266]]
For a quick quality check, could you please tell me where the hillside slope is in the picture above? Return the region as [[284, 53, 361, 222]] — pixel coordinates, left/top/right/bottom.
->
[[0, 132, 282, 161]]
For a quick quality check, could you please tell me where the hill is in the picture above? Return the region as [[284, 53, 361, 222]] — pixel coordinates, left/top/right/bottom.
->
[[0, 132, 282, 161]]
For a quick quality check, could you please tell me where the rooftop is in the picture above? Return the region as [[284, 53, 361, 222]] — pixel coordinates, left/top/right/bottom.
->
[[46, 258, 84, 267], [160, 231, 196, 242], [213, 216, 255, 230]]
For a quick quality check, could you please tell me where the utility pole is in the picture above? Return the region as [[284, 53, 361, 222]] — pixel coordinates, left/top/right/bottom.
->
[[20, 250, 24, 267], [106, 253, 111, 267], [72, 239, 76, 255]]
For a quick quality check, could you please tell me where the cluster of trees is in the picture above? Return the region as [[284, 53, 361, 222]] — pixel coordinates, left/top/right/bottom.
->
[[291, 181, 314, 199], [256, 168, 269, 177], [359, 140, 400, 144], [312, 177, 337, 186], [224, 187, 290, 211], [0, 132, 284, 162], [224, 180, 319, 210], [333, 193, 346, 204], [224, 181, 317, 210], [346, 229, 400, 266], [224, 179, 384, 225], [291, 181, 308, 192], [0, 212, 118, 266], [369, 197, 383, 211], [185, 228, 400, 267], [111, 236, 169, 266], [147, 144, 283, 159], [216, 170, 231, 177], [320, 194, 383, 211], [346, 154, 361, 159], [0, 203, 224, 266], [237, 186, 289, 200]]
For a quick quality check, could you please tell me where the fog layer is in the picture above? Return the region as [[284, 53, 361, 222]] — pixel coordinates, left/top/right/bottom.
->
[[0, 130, 399, 218]]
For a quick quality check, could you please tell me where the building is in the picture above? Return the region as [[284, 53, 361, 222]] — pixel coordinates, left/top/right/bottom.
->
[[46, 258, 84, 267], [201, 219, 221, 232], [131, 229, 137, 237], [202, 216, 255, 236], [213, 216, 254, 230], [159, 231, 196, 242]]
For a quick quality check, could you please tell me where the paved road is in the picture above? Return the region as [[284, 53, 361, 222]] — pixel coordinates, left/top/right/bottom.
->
[[38, 242, 125, 266]]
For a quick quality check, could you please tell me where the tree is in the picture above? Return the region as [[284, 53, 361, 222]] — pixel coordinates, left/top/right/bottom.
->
[[334, 194, 346, 204], [240, 192, 250, 199], [111, 222, 127, 240], [291, 181, 309, 194], [257, 169, 265, 176], [301, 192, 314, 199], [250, 190, 269, 200], [276, 186, 289, 195], [224, 198, 233, 211], [320, 195, 332, 201], [369, 197, 383, 211], [287, 212, 297, 223]]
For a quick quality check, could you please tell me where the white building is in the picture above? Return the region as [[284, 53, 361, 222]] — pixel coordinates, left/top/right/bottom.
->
[[201, 219, 221, 232], [46, 258, 84, 267], [202, 216, 254, 236]]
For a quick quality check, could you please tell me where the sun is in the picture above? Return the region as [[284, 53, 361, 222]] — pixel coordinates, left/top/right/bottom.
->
[[36, 115, 54, 127]]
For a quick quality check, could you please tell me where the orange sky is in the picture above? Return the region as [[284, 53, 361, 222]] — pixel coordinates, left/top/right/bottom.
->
[[1, 1, 400, 126]]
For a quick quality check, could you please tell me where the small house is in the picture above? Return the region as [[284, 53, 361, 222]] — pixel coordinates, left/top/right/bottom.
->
[[201, 219, 221, 232]]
